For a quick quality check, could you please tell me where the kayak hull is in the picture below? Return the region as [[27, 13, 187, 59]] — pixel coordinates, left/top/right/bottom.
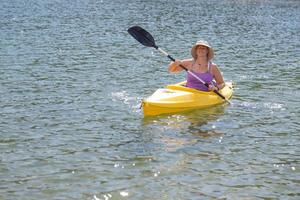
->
[[142, 81, 234, 116]]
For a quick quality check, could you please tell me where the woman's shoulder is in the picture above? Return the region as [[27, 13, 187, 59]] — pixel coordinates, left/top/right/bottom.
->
[[210, 61, 217, 66], [210, 62, 219, 69], [209, 62, 219, 73]]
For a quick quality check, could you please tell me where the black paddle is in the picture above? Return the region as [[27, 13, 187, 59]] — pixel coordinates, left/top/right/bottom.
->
[[127, 26, 230, 103]]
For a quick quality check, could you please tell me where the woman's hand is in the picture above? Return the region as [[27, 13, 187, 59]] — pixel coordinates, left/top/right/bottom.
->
[[208, 84, 218, 91], [168, 59, 182, 72], [173, 59, 182, 67]]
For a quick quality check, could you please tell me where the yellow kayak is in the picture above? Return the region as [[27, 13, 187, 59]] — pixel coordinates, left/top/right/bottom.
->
[[142, 81, 234, 116]]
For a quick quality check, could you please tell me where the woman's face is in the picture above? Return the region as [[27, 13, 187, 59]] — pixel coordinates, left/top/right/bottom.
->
[[197, 45, 209, 56]]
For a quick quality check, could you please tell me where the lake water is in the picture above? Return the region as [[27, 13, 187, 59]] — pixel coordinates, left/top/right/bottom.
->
[[0, 0, 299, 199]]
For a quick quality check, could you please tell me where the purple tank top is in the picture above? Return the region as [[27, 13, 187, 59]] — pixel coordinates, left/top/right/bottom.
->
[[186, 61, 214, 91]]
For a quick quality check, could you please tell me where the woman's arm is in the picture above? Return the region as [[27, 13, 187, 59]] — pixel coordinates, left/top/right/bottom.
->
[[212, 64, 225, 90], [168, 59, 192, 73]]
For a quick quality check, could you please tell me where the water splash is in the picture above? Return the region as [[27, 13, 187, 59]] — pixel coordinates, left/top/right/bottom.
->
[[110, 90, 142, 113], [233, 100, 285, 112], [93, 194, 112, 200]]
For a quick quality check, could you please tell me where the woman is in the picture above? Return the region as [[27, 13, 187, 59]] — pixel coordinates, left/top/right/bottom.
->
[[168, 40, 225, 91]]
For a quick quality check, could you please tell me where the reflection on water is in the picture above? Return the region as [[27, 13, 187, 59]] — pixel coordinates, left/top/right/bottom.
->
[[141, 105, 227, 155], [142, 105, 226, 136], [191, 129, 222, 138]]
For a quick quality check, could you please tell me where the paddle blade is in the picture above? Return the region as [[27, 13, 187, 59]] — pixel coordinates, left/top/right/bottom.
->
[[127, 26, 157, 48]]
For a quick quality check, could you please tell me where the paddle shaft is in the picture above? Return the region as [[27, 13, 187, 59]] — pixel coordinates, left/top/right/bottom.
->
[[156, 47, 230, 103]]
